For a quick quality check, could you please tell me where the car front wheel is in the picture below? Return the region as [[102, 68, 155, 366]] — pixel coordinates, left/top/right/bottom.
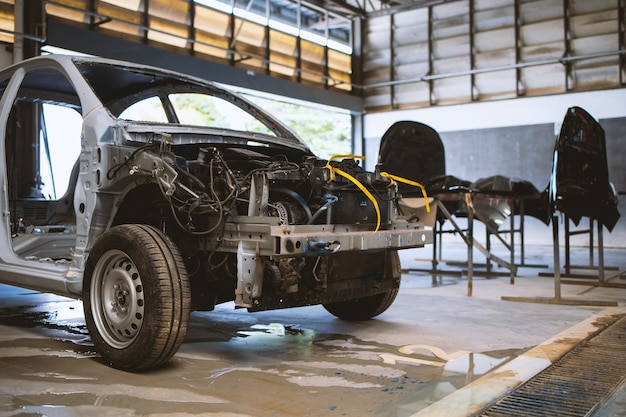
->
[[83, 224, 190, 370], [322, 250, 401, 321], [322, 288, 399, 321]]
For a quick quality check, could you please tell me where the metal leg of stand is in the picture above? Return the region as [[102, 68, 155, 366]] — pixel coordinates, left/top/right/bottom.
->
[[564, 216, 571, 276], [468, 210, 473, 297], [438, 221, 443, 260], [510, 202, 515, 284], [553, 215, 561, 302], [515, 201, 548, 269], [589, 218, 594, 266], [598, 220, 604, 284], [431, 220, 439, 285], [485, 228, 492, 274], [432, 220, 438, 273]]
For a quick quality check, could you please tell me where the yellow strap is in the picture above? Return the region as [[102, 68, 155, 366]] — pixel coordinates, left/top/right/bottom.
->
[[380, 172, 431, 213], [331, 167, 381, 232], [328, 154, 366, 162], [324, 156, 381, 232], [326, 154, 366, 183], [322, 156, 431, 231]]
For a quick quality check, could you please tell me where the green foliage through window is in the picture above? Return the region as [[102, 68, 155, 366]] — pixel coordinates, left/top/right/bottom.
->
[[243, 96, 351, 159]]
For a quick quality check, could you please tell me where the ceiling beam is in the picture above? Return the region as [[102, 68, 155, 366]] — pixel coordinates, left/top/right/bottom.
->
[[366, 0, 455, 18]]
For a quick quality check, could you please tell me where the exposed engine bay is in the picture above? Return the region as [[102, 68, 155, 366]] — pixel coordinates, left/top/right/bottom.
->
[[100, 136, 427, 312], [146, 143, 393, 234]]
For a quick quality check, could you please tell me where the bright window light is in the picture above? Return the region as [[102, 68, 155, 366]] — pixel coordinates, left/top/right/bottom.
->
[[269, 20, 299, 37], [194, 0, 351, 54], [195, 0, 232, 13], [300, 30, 327, 45], [233, 8, 268, 26], [328, 40, 351, 55]]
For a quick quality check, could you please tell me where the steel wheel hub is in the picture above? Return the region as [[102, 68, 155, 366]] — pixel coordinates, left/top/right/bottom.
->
[[91, 249, 145, 349]]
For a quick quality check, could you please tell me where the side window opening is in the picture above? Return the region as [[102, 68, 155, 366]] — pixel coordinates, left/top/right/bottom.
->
[[6, 100, 81, 202], [118, 96, 168, 122], [169, 93, 275, 136], [38, 103, 82, 200], [4, 68, 82, 260], [5, 68, 82, 203]]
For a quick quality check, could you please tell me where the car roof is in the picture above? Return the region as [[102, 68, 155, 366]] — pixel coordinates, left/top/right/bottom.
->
[[0, 55, 310, 151]]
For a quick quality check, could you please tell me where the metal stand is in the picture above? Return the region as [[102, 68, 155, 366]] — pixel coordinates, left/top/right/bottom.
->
[[502, 215, 618, 306], [406, 196, 517, 297], [487, 200, 548, 269], [559, 217, 625, 289], [428, 214, 464, 277], [537, 216, 624, 288]]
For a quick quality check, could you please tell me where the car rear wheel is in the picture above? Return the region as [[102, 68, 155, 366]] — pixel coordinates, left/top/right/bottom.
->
[[322, 250, 401, 321], [83, 224, 190, 370]]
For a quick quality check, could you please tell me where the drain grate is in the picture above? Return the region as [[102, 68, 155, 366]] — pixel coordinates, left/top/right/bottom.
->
[[478, 315, 626, 417]]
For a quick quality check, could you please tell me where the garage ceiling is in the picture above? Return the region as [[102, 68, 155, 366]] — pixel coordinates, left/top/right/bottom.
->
[[3, 0, 626, 113]]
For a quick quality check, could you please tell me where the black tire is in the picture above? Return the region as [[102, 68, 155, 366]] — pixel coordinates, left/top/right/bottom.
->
[[82, 224, 190, 370], [322, 251, 401, 321], [322, 288, 399, 321]]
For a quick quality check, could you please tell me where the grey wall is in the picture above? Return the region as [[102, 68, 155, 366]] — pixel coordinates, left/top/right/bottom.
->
[[601, 117, 626, 196], [440, 123, 555, 190], [438, 117, 626, 195]]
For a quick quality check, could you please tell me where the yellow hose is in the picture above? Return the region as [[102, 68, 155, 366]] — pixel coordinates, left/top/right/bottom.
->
[[324, 155, 431, 233]]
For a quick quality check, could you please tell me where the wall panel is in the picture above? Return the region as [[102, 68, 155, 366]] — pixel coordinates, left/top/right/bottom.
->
[[0, 0, 14, 44], [363, 0, 626, 113]]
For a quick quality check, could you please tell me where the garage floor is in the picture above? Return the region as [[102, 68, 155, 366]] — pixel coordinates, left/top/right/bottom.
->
[[0, 235, 625, 417]]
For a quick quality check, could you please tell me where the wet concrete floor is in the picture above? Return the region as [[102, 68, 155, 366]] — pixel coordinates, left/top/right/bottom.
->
[[0, 243, 625, 417]]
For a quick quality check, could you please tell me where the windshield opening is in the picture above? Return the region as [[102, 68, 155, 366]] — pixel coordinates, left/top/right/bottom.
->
[[118, 92, 276, 137]]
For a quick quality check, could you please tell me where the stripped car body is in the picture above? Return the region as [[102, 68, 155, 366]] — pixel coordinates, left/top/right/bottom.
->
[[0, 55, 431, 370]]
